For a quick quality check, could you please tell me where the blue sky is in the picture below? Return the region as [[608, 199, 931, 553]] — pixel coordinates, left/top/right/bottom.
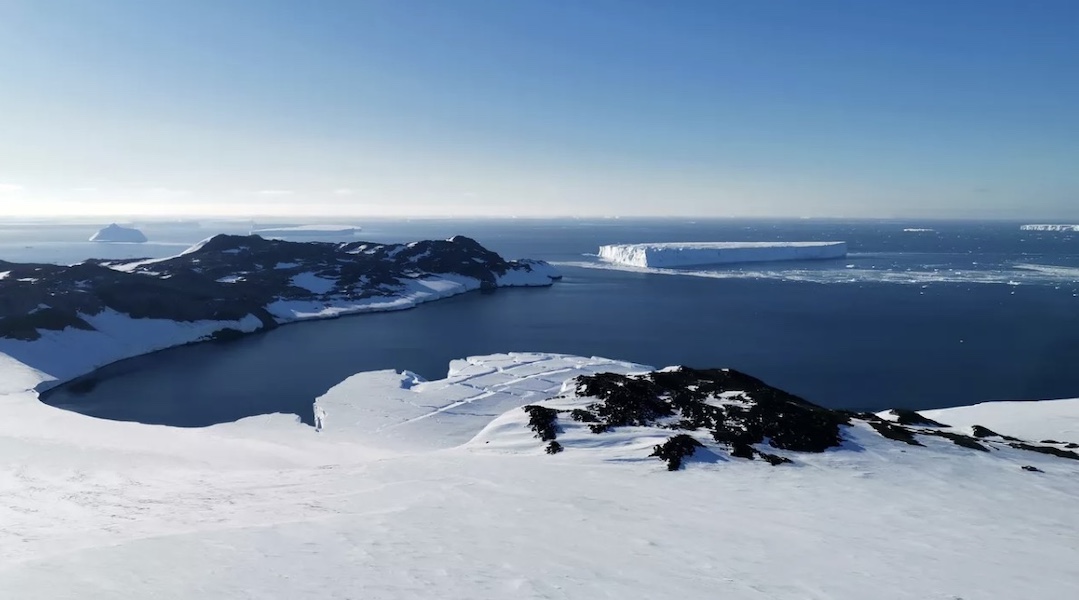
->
[[0, 0, 1076, 218]]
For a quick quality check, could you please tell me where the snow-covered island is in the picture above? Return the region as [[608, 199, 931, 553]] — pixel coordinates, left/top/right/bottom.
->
[[1, 347, 1078, 598], [1020, 224, 1079, 232], [251, 224, 361, 237], [88, 223, 148, 243], [0, 234, 558, 385], [598, 241, 847, 268]]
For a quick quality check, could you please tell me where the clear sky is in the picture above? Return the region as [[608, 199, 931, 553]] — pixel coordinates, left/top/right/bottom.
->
[[0, 0, 1076, 218]]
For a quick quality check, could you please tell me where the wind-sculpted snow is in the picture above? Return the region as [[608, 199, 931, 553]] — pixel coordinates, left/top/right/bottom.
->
[[598, 241, 847, 267], [3, 352, 1079, 598], [0, 235, 558, 386]]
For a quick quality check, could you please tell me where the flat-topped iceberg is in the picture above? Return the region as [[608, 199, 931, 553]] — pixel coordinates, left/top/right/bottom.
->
[[598, 241, 847, 268], [251, 224, 361, 237], [1020, 224, 1079, 232], [89, 223, 148, 243]]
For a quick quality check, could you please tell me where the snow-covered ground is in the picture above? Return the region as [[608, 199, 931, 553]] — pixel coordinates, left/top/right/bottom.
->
[[598, 241, 848, 268], [2, 348, 1078, 599]]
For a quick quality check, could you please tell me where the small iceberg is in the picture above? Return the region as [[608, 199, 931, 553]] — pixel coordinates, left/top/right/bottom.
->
[[89, 224, 148, 243]]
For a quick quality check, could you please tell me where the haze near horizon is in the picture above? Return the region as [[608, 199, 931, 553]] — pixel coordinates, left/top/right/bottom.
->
[[1, 0, 1076, 219]]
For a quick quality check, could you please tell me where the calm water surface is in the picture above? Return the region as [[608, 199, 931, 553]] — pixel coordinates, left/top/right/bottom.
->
[[19, 218, 1079, 426]]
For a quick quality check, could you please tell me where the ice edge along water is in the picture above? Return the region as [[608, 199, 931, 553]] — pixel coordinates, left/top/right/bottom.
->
[[598, 241, 848, 268]]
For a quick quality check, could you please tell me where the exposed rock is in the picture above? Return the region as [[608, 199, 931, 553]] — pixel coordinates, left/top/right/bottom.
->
[[524, 367, 1079, 471], [868, 421, 924, 446], [885, 408, 948, 427], [545, 441, 564, 455], [1009, 442, 1079, 460], [1022, 465, 1044, 472], [0, 235, 559, 342], [650, 434, 703, 471], [921, 430, 990, 452], [522, 405, 560, 442]]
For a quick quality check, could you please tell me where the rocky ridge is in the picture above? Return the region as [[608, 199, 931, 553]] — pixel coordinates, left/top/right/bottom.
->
[[0, 234, 558, 342], [522, 368, 1079, 470]]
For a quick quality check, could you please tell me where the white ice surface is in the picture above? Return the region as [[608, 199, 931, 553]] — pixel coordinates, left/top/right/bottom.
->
[[1, 351, 1079, 598], [251, 225, 361, 237], [89, 224, 149, 243], [1021, 224, 1079, 232], [2, 351, 1079, 598], [598, 241, 848, 267]]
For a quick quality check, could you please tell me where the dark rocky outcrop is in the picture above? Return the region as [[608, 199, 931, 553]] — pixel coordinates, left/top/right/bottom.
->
[[1022, 465, 1044, 472], [0, 235, 557, 342], [525, 367, 1078, 471], [885, 409, 948, 427], [522, 405, 561, 442], [869, 421, 924, 446], [1008, 442, 1079, 460], [650, 434, 703, 471]]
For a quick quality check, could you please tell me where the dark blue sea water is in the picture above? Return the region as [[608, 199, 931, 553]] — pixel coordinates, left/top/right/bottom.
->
[[11, 218, 1079, 426]]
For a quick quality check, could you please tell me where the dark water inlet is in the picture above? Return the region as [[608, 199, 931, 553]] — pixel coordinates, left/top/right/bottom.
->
[[42, 266, 1079, 427]]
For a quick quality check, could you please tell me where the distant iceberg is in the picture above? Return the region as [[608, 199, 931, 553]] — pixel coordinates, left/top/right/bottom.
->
[[903, 228, 936, 233], [598, 241, 847, 268], [251, 225, 361, 238], [1020, 224, 1079, 232], [89, 223, 148, 243]]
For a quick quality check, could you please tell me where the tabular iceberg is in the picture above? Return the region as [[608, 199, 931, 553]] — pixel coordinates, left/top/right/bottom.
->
[[89, 223, 148, 243], [1020, 224, 1079, 232], [598, 241, 847, 268], [251, 224, 361, 237]]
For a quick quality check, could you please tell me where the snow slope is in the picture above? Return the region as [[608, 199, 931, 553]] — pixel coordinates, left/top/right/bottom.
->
[[2, 352, 1079, 599], [598, 241, 848, 267]]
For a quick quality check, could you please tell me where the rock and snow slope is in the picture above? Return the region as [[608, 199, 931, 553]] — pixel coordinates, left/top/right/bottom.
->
[[89, 223, 148, 243], [598, 241, 848, 267], [2, 351, 1079, 598], [0, 235, 558, 387]]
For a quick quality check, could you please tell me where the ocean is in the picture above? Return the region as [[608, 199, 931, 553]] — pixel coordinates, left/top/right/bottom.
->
[[5, 217, 1079, 426]]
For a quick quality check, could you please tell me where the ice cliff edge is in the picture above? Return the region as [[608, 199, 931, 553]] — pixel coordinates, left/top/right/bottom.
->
[[598, 241, 848, 268]]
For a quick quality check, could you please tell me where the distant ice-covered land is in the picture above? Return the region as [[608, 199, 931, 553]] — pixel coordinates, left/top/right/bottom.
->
[[598, 241, 847, 268], [89, 223, 148, 243], [251, 224, 361, 237], [902, 228, 936, 232], [1, 350, 1078, 599], [1021, 224, 1079, 232]]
